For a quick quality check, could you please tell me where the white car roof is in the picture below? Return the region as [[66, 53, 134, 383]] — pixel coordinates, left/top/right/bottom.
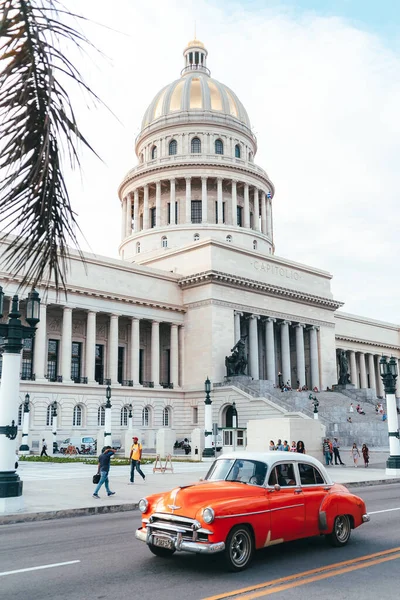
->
[[217, 451, 333, 485]]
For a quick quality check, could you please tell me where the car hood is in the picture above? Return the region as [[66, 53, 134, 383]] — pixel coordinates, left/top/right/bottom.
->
[[153, 480, 265, 516]]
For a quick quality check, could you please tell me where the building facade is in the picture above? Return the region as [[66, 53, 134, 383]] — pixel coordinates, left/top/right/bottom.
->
[[0, 39, 399, 451]]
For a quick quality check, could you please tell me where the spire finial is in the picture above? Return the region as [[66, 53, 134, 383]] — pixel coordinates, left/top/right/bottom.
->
[[194, 20, 196, 39]]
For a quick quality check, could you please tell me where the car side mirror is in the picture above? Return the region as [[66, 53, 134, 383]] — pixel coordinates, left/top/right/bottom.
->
[[199, 478, 204, 482], [274, 484, 281, 492]]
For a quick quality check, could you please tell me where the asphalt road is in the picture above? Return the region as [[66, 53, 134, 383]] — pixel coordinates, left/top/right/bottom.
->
[[1, 483, 399, 600]]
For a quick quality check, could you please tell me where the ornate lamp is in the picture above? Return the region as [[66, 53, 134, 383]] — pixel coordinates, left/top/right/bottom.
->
[[379, 356, 400, 474]]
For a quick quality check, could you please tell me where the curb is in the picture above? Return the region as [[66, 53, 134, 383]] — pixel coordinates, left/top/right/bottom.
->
[[1, 478, 400, 526]]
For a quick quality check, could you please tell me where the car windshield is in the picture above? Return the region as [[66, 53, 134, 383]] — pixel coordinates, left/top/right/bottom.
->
[[205, 459, 268, 486]]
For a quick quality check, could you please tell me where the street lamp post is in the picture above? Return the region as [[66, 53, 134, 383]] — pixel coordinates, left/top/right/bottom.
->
[[52, 401, 58, 454], [128, 404, 133, 430], [0, 289, 40, 511], [202, 377, 214, 458], [232, 401, 238, 451], [104, 385, 112, 447], [379, 356, 400, 475], [19, 393, 31, 455]]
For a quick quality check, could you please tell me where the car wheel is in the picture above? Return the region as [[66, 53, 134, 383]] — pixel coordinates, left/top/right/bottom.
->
[[223, 525, 254, 572], [327, 515, 351, 547], [148, 544, 176, 558]]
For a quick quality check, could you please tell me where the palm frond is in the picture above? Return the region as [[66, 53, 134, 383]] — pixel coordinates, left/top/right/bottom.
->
[[0, 0, 102, 292]]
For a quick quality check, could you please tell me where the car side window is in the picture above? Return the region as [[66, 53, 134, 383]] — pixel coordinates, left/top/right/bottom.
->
[[268, 463, 296, 487], [299, 463, 325, 485]]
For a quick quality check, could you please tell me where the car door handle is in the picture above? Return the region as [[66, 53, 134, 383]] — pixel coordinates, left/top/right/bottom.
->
[[294, 488, 302, 494]]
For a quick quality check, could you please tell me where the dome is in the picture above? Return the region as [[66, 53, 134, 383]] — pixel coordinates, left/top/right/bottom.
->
[[141, 39, 251, 130]]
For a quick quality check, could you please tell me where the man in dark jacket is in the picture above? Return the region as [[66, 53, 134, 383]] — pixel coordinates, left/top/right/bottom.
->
[[93, 446, 116, 498]]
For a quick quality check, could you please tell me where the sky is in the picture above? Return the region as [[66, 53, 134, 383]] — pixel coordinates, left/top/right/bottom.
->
[[63, 0, 400, 324]]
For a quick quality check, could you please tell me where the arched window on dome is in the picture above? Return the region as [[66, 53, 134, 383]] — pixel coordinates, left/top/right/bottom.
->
[[235, 144, 241, 158], [169, 139, 177, 155], [248, 151, 253, 162], [215, 139, 224, 155], [161, 236, 168, 248], [151, 145, 157, 160], [136, 242, 141, 254], [140, 152, 144, 164], [226, 235, 233, 243], [194, 233, 200, 242], [191, 137, 201, 153], [253, 240, 258, 250]]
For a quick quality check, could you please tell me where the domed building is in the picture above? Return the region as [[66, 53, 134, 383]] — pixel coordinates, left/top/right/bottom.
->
[[0, 39, 398, 458]]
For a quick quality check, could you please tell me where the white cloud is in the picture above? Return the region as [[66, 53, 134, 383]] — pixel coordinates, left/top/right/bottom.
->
[[64, 0, 400, 323]]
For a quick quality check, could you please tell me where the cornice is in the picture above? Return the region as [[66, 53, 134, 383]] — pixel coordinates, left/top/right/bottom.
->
[[184, 298, 335, 328], [179, 270, 343, 311], [335, 334, 400, 352]]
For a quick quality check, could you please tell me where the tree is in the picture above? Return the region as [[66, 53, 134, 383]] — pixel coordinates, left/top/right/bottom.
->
[[0, 0, 100, 291]]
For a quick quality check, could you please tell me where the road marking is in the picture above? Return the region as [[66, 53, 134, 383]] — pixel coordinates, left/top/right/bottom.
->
[[0, 560, 80, 578], [203, 547, 400, 600], [369, 507, 400, 515]]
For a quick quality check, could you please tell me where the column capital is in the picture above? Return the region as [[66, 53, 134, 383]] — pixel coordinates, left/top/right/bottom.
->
[[170, 177, 175, 184], [130, 316, 140, 323], [294, 322, 306, 329], [151, 319, 160, 325], [62, 306, 73, 313], [201, 176, 207, 182], [308, 325, 319, 331], [185, 176, 191, 183], [86, 309, 97, 315], [234, 311, 243, 317], [281, 320, 291, 326], [155, 179, 161, 186], [170, 323, 179, 329], [249, 314, 260, 321], [217, 177, 223, 183], [266, 317, 276, 323], [143, 183, 149, 190]]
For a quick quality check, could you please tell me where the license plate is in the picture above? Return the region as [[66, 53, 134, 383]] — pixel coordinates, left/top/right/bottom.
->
[[153, 535, 173, 549]]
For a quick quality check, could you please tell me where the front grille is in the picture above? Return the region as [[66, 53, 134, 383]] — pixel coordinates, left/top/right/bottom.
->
[[148, 513, 211, 542]]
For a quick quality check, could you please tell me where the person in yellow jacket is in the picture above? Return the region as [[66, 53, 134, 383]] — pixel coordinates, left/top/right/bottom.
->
[[129, 436, 145, 484]]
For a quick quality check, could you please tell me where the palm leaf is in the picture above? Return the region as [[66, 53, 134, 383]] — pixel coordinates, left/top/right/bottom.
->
[[0, 0, 102, 292]]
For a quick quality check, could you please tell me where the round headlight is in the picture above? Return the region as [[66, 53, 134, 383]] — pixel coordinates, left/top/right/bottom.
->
[[138, 498, 148, 513], [203, 507, 215, 524]]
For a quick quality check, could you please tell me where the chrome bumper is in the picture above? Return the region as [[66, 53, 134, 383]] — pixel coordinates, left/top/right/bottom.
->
[[362, 513, 370, 523], [135, 527, 225, 555]]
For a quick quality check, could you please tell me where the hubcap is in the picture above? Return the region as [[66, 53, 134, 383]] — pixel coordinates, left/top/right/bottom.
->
[[230, 530, 251, 566], [335, 515, 350, 542]]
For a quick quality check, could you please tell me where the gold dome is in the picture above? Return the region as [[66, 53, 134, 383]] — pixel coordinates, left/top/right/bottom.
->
[[187, 38, 205, 49]]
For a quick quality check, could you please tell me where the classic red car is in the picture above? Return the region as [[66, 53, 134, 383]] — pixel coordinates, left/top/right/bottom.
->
[[135, 452, 369, 571]]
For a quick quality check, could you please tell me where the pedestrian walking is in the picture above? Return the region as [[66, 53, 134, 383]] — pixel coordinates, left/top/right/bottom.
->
[[351, 442, 360, 467], [296, 440, 306, 454], [269, 440, 276, 451], [332, 438, 345, 465], [327, 438, 334, 465], [322, 439, 331, 466], [40, 439, 48, 457], [129, 436, 146, 483], [276, 439, 284, 451], [290, 441, 297, 452], [93, 446, 116, 498], [349, 403, 354, 413], [362, 444, 369, 468]]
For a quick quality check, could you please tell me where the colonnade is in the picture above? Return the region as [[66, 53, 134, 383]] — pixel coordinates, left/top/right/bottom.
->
[[336, 349, 394, 397], [31, 304, 182, 388], [121, 176, 273, 238], [234, 311, 320, 390]]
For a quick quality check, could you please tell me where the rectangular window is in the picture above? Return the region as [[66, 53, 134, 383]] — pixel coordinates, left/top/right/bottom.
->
[[47, 340, 59, 382], [192, 406, 198, 425], [237, 206, 243, 227], [214, 201, 226, 224], [222, 202, 226, 223], [139, 349, 144, 385], [21, 338, 33, 380], [191, 200, 202, 224], [150, 207, 156, 228], [71, 341, 82, 382], [95, 344, 104, 384], [118, 346, 124, 384]]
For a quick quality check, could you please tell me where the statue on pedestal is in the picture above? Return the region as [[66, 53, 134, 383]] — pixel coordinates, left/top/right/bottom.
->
[[338, 350, 351, 385], [225, 336, 248, 376]]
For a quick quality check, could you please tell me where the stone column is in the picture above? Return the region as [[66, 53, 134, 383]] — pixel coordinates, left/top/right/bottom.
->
[[295, 323, 306, 388], [201, 177, 208, 223], [261, 191, 267, 234], [85, 311, 96, 384], [254, 188, 261, 232], [244, 183, 250, 228], [359, 352, 367, 388], [249, 315, 259, 380], [169, 179, 176, 225], [130, 318, 140, 385], [265, 317, 276, 383], [217, 177, 223, 224], [134, 189, 139, 232], [375, 355, 384, 397], [109, 314, 119, 385], [61, 306, 73, 383], [266, 197, 272, 238], [349, 350, 357, 386], [234, 311, 242, 343], [121, 197, 127, 240], [280, 321, 291, 385], [170, 324, 179, 387], [151, 320, 160, 387], [185, 177, 191, 223], [143, 184, 149, 230], [368, 353, 376, 391], [231, 180, 237, 226], [155, 181, 161, 227], [309, 326, 320, 390], [125, 194, 132, 237], [178, 325, 185, 388], [33, 302, 47, 380]]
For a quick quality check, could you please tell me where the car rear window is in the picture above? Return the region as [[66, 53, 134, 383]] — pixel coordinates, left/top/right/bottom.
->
[[298, 463, 325, 485], [268, 463, 296, 486]]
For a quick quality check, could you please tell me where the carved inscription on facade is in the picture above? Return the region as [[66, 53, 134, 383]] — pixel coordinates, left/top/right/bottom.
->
[[251, 260, 302, 281], [48, 318, 61, 332]]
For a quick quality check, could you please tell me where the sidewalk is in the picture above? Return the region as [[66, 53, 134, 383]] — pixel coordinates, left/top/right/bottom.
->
[[1, 451, 399, 525]]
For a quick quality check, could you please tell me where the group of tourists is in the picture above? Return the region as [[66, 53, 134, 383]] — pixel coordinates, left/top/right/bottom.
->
[[269, 439, 306, 453], [322, 438, 370, 468], [350, 442, 370, 468]]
